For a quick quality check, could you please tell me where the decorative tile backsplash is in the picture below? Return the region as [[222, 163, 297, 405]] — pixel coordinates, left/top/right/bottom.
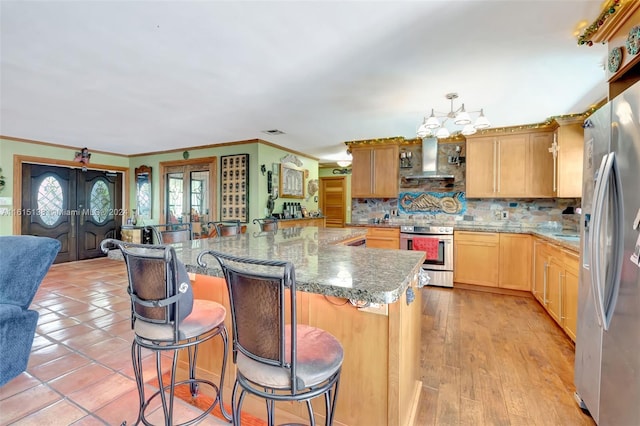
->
[[351, 196, 581, 231], [399, 191, 466, 215]]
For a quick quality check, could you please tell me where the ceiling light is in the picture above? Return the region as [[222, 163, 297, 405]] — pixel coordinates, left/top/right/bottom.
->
[[417, 93, 491, 138], [336, 160, 352, 167]]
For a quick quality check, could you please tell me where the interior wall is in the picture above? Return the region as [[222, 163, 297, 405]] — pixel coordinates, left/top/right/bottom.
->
[[0, 138, 129, 235]]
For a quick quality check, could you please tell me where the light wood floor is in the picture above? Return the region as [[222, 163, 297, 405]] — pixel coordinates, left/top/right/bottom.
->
[[0, 258, 596, 425], [416, 286, 595, 426]]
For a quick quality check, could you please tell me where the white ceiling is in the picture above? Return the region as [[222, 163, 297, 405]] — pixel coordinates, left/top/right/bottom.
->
[[0, 1, 608, 164]]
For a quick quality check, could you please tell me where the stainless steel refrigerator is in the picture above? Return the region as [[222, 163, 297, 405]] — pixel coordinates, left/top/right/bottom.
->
[[575, 81, 640, 425]]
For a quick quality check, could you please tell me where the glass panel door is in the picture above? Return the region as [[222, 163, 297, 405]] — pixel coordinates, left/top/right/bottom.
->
[[167, 172, 184, 224]]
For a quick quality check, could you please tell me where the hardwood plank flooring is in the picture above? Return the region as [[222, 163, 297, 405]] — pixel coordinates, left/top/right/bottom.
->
[[418, 286, 595, 426], [1, 258, 596, 425]]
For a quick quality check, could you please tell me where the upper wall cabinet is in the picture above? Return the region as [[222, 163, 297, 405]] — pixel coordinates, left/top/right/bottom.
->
[[350, 143, 399, 198], [465, 129, 554, 198], [552, 119, 584, 198]]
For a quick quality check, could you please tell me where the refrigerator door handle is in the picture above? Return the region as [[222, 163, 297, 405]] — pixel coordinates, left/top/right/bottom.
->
[[589, 153, 609, 328], [590, 152, 624, 331], [603, 152, 624, 329]]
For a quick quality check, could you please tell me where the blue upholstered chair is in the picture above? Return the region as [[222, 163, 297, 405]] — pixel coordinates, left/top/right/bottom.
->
[[0, 235, 60, 386]]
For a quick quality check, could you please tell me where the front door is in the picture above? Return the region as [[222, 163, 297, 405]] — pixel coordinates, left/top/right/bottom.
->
[[21, 164, 122, 263]]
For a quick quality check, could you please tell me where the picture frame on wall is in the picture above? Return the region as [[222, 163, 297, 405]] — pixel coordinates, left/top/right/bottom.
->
[[280, 163, 305, 198], [220, 154, 249, 222]]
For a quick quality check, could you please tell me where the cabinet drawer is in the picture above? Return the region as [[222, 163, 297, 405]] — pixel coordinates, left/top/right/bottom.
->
[[454, 231, 499, 244], [366, 227, 399, 249], [367, 228, 399, 238]]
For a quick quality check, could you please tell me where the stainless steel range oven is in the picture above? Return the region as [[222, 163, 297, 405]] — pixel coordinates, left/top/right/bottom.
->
[[400, 225, 454, 288]]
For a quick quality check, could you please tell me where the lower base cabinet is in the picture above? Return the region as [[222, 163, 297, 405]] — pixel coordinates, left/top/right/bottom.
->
[[532, 237, 579, 341], [365, 227, 400, 249], [454, 231, 531, 290], [278, 217, 326, 229]]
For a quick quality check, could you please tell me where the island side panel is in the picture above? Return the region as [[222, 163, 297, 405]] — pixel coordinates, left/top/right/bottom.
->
[[189, 274, 394, 425], [188, 275, 236, 392], [388, 278, 423, 426], [306, 294, 390, 426]]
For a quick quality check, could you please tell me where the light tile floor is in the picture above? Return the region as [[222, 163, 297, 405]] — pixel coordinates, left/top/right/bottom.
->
[[0, 258, 226, 426]]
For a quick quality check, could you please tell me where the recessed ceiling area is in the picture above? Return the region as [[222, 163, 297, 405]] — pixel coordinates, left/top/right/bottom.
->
[[0, 1, 608, 164]]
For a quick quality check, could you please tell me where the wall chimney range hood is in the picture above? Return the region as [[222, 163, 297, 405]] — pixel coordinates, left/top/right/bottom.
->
[[404, 137, 454, 180]]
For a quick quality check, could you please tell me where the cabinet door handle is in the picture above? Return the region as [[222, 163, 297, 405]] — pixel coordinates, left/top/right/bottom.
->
[[496, 139, 501, 193], [560, 272, 566, 321], [552, 133, 558, 192], [543, 261, 548, 305], [370, 150, 375, 194]]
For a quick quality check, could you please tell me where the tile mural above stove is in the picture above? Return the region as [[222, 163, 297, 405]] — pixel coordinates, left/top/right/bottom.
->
[[399, 191, 466, 215], [351, 195, 581, 231]]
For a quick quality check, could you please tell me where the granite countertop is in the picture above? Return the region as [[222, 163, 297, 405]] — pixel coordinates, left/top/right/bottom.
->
[[109, 227, 425, 305], [452, 223, 580, 251], [346, 221, 580, 251]]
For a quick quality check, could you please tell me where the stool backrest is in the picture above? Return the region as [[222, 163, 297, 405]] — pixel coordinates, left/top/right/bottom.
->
[[149, 223, 192, 244], [101, 239, 192, 342], [253, 218, 279, 232], [209, 221, 242, 237], [198, 251, 300, 390]]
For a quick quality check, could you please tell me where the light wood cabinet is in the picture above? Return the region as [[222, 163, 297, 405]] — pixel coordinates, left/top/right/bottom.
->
[[532, 237, 580, 341], [498, 233, 532, 290], [552, 119, 584, 198], [365, 227, 400, 249], [562, 250, 580, 341], [278, 217, 325, 229], [454, 231, 500, 286], [454, 231, 531, 290], [466, 130, 554, 198], [350, 144, 399, 198], [546, 248, 564, 324], [529, 132, 555, 197], [532, 239, 549, 304]]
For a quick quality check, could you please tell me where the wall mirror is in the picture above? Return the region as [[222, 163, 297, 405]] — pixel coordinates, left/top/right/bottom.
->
[[135, 165, 152, 219], [280, 163, 305, 198]]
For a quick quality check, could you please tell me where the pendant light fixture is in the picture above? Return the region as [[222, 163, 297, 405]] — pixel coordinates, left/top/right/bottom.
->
[[417, 93, 491, 138]]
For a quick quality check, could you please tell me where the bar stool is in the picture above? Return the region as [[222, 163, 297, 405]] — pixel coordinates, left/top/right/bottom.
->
[[197, 250, 343, 426], [148, 223, 192, 244], [208, 221, 242, 237], [253, 217, 279, 232], [100, 239, 232, 425]]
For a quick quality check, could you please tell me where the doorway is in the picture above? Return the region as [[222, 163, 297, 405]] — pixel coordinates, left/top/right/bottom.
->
[[319, 176, 347, 227], [160, 157, 217, 238], [21, 164, 123, 263]]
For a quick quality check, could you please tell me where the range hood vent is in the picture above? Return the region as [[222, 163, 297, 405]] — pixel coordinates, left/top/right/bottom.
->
[[404, 137, 454, 180]]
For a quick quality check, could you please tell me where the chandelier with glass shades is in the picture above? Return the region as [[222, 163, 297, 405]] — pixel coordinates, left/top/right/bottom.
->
[[417, 92, 491, 138]]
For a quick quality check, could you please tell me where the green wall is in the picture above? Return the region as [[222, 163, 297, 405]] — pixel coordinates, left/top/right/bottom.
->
[[0, 138, 319, 235], [0, 139, 129, 235]]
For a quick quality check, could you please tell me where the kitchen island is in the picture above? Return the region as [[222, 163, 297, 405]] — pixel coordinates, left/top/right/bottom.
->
[[125, 227, 426, 426]]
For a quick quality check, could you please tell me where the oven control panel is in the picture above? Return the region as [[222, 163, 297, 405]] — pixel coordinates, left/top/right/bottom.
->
[[400, 225, 453, 235]]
